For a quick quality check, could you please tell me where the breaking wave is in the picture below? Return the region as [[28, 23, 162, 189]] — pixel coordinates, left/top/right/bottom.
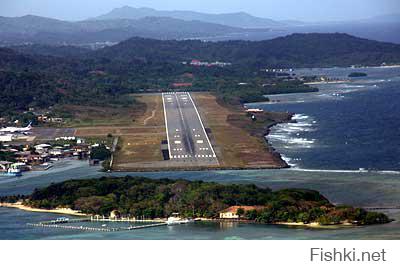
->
[[267, 113, 318, 168], [267, 114, 317, 150], [288, 168, 400, 175]]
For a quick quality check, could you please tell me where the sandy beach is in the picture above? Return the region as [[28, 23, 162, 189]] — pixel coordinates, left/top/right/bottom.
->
[[304, 80, 349, 85], [275, 221, 355, 228], [0, 202, 88, 217]]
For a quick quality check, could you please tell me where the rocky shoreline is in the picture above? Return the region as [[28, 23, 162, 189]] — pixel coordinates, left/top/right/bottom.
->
[[262, 112, 295, 169]]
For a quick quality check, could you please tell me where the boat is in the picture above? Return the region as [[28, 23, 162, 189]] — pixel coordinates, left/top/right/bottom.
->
[[167, 213, 193, 225], [31, 163, 53, 171], [0, 168, 22, 177]]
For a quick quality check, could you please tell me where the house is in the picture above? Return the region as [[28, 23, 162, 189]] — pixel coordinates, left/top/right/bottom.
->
[[219, 206, 266, 219], [172, 82, 193, 88], [34, 144, 51, 151], [0, 134, 13, 142], [15, 153, 44, 164], [246, 108, 264, 113], [48, 149, 63, 157]]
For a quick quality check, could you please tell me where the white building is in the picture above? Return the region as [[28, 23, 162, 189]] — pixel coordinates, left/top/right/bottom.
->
[[0, 134, 13, 142]]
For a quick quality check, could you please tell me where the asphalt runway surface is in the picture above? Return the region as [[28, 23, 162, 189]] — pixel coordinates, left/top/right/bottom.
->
[[31, 127, 76, 141], [162, 92, 219, 167]]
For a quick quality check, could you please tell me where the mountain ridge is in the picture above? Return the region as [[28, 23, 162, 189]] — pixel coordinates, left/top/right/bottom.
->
[[0, 15, 267, 46], [92, 6, 286, 28]]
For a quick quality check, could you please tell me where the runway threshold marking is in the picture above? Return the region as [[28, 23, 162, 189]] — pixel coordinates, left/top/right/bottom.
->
[[162, 93, 172, 159]]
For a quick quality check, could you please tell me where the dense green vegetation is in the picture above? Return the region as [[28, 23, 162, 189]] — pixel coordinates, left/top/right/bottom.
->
[[97, 34, 400, 68], [214, 79, 317, 105], [348, 72, 368, 77], [90, 144, 112, 160], [1, 33, 399, 117], [0, 176, 390, 225]]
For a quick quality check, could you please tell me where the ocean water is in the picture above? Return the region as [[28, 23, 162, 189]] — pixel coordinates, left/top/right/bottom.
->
[[259, 66, 400, 170], [0, 67, 400, 239]]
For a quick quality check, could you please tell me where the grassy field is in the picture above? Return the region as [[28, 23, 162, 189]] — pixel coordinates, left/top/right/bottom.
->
[[69, 92, 288, 170], [58, 94, 166, 169], [61, 94, 164, 128], [193, 92, 289, 168], [73, 94, 165, 133], [113, 134, 165, 166], [62, 104, 146, 128], [108, 94, 166, 168]]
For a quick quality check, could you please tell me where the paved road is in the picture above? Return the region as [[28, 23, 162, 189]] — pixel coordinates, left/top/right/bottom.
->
[[162, 92, 218, 166]]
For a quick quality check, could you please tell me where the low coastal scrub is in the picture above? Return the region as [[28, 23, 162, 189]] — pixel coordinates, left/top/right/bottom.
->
[[0, 176, 390, 226]]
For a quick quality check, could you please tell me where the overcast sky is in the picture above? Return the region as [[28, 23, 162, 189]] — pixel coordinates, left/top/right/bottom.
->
[[1, 0, 399, 21]]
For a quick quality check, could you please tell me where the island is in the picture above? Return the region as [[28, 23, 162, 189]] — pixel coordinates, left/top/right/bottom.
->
[[348, 72, 368, 77], [0, 176, 390, 226]]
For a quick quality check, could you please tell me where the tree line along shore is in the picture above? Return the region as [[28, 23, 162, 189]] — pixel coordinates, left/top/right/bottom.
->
[[0, 176, 391, 227]]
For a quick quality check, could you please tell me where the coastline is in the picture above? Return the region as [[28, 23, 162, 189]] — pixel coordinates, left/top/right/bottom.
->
[[262, 112, 294, 169], [274, 221, 355, 229], [0, 202, 88, 217], [0, 204, 358, 229], [304, 80, 348, 85], [193, 218, 356, 229]]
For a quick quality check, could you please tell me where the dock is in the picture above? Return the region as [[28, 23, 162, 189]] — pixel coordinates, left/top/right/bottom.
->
[[27, 217, 168, 232]]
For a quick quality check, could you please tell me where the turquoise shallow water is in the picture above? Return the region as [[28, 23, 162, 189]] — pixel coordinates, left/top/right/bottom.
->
[[1, 206, 400, 240], [0, 160, 400, 239]]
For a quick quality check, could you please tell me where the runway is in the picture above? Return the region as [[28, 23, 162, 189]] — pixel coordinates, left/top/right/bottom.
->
[[162, 92, 218, 167], [31, 127, 76, 141]]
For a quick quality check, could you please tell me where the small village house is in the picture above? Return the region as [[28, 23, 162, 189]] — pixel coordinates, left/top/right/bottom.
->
[[219, 206, 266, 219]]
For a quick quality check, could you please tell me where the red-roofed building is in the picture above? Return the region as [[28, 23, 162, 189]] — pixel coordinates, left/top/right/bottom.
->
[[172, 83, 193, 88], [190, 59, 201, 65], [219, 206, 266, 219]]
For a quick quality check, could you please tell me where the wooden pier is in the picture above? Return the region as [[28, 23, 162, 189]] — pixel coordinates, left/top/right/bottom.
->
[[27, 217, 168, 232], [363, 206, 400, 210]]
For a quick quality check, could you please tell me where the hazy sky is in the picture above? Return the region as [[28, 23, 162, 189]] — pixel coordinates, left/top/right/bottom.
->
[[1, 0, 399, 21]]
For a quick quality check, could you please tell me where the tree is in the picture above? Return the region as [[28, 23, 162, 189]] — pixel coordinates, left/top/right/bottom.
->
[[90, 144, 111, 160], [236, 208, 245, 219]]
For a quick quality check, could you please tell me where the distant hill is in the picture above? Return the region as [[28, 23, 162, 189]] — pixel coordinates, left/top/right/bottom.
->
[[0, 15, 76, 34], [92, 7, 400, 44], [0, 15, 267, 46], [360, 13, 400, 23], [93, 6, 285, 28], [1, 33, 400, 115], [96, 33, 400, 68], [1, 11, 400, 47]]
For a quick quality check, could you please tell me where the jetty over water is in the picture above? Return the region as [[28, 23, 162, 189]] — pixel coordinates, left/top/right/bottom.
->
[[363, 206, 400, 210], [27, 217, 168, 233]]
